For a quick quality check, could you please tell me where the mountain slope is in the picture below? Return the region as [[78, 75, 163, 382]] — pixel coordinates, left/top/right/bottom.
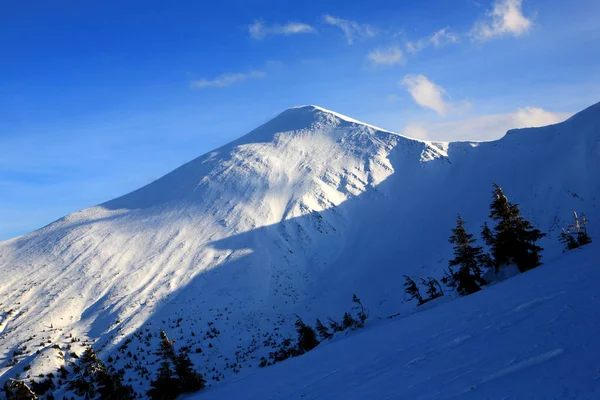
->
[[0, 102, 598, 395], [191, 244, 600, 400]]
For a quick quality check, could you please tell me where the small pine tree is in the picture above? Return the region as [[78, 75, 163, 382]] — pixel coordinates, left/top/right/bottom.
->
[[423, 277, 443, 300], [4, 379, 38, 400], [342, 312, 356, 329], [69, 346, 134, 399], [174, 349, 205, 394], [148, 329, 205, 399], [294, 316, 320, 352], [403, 275, 424, 305], [315, 318, 332, 340], [440, 267, 457, 288], [328, 317, 344, 333], [483, 184, 546, 272], [560, 229, 579, 251], [156, 329, 176, 361], [351, 294, 368, 328], [575, 212, 592, 246], [449, 215, 486, 295], [147, 360, 178, 400], [561, 211, 592, 250]]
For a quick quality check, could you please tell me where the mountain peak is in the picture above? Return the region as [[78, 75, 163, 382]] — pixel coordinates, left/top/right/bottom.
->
[[235, 104, 395, 146]]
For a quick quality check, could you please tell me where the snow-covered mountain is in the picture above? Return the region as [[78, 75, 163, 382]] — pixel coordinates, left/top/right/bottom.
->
[[192, 242, 600, 400], [1, 102, 599, 395]]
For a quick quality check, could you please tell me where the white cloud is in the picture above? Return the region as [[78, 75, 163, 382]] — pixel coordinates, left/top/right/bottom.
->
[[403, 107, 571, 142], [471, 0, 533, 41], [191, 71, 266, 88], [249, 20, 316, 40], [430, 27, 459, 47], [323, 15, 376, 45], [406, 27, 459, 54], [401, 75, 452, 117], [514, 106, 565, 127], [368, 47, 404, 66]]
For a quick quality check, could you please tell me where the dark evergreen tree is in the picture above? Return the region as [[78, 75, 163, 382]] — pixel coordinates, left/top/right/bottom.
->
[[315, 318, 332, 340], [68, 346, 134, 399], [148, 329, 205, 399], [294, 316, 320, 352], [4, 379, 38, 400], [449, 215, 486, 295], [560, 211, 592, 251], [575, 212, 592, 246], [351, 294, 368, 328], [174, 349, 205, 394], [560, 229, 579, 251], [156, 329, 176, 361], [440, 267, 457, 288], [423, 277, 443, 300], [483, 183, 546, 272], [342, 312, 356, 329], [147, 360, 178, 400], [403, 275, 424, 305], [327, 317, 344, 333]]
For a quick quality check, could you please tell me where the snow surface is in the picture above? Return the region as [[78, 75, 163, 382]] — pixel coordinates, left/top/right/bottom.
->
[[189, 244, 600, 400], [0, 102, 599, 396]]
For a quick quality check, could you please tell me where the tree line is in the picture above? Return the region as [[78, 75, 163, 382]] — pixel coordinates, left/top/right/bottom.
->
[[404, 183, 592, 303]]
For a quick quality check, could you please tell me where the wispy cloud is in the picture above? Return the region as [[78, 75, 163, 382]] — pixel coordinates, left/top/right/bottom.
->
[[191, 71, 266, 89], [406, 27, 459, 54], [368, 46, 404, 66], [471, 0, 533, 41], [403, 107, 571, 142], [323, 15, 376, 45], [248, 20, 316, 40], [400, 75, 452, 117]]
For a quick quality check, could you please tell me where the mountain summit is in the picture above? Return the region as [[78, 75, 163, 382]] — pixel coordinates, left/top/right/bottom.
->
[[0, 102, 599, 394]]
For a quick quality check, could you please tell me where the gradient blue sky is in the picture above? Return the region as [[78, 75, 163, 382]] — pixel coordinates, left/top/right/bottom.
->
[[2, 0, 600, 240]]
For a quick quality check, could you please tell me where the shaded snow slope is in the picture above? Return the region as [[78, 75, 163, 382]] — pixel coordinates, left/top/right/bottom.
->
[[0, 102, 599, 394], [191, 244, 600, 400]]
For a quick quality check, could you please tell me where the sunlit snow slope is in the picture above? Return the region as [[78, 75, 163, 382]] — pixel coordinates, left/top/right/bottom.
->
[[0, 102, 599, 394]]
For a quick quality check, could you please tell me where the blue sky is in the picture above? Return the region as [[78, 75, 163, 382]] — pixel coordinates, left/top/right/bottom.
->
[[2, 0, 600, 240]]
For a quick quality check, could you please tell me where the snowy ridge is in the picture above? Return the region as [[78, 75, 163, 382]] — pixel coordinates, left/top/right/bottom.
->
[[0, 102, 599, 396]]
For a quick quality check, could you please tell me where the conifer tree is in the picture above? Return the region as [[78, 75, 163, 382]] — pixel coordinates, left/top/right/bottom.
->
[[403, 275, 424, 305], [327, 317, 344, 333], [440, 267, 457, 288], [174, 349, 205, 394], [148, 360, 178, 400], [294, 316, 320, 352], [4, 379, 38, 400], [560, 229, 579, 251], [449, 215, 486, 295], [351, 294, 368, 328], [342, 312, 357, 329], [69, 346, 134, 399], [560, 211, 592, 250], [148, 329, 205, 399], [483, 183, 546, 272], [156, 329, 176, 361], [423, 277, 443, 300], [315, 318, 332, 340], [575, 212, 592, 246]]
